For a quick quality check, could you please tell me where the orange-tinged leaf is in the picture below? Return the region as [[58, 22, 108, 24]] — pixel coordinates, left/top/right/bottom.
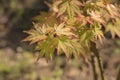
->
[[89, 11, 104, 24], [54, 23, 77, 37], [106, 4, 120, 18], [23, 23, 51, 44]]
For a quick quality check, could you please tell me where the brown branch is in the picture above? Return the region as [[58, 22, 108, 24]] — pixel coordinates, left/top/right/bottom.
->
[[90, 42, 105, 80], [116, 66, 120, 80], [91, 54, 98, 80]]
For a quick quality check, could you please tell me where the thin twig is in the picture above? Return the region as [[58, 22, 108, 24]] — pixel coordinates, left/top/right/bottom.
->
[[116, 66, 120, 80], [91, 54, 98, 80], [90, 42, 105, 80]]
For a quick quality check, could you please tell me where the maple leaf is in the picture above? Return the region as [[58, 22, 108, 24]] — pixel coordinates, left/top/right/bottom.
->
[[93, 26, 105, 43], [23, 23, 52, 44], [36, 37, 58, 61], [57, 39, 82, 59], [89, 11, 104, 24], [106, 4, 120, 18], [106, 18, 120, 38], [54, 23, 77, 37], [78, 27, 94, 47], [57, 0, 82, 17], [76, 14, 94, 26], [92, 23, 105, 43], [44, 0, 63, 13]]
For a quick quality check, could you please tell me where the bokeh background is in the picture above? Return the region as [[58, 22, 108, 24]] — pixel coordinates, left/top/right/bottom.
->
[[0, 0, 120, 80]]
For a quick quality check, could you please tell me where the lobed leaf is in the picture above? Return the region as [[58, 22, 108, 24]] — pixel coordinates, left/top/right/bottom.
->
[[106, 18, 120, 38], [54, 23, 77, 37]]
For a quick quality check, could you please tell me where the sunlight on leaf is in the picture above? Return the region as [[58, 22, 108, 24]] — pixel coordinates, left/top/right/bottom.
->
[[23, 23, 53, 44], [89, 11, 104, 24], [54, 23, 77, 38]]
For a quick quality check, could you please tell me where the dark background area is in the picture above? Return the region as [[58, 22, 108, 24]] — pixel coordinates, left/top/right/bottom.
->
[[0, 0, 50, 49]]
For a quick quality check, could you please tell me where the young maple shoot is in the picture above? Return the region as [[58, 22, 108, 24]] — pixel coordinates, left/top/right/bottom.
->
[[23, 0, 120, 60]]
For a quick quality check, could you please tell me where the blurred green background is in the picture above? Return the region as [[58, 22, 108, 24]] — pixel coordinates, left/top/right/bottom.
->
[[0, 0, 120, 80]]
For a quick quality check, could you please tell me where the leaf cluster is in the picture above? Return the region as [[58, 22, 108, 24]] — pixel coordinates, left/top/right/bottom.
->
[[23, 0, 120, 61]]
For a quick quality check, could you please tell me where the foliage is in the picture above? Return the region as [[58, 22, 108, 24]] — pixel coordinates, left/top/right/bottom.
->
[[23, 0, 120, 61]]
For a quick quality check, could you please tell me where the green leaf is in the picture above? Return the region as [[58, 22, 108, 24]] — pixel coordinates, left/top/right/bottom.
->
[[57, 0, 81, 17], [106, 18, 120, 38], [93, 23, 105, 43], [77, 26, 94, 47], [36, 37, 58, 60], [57, 38, 82, 59]]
